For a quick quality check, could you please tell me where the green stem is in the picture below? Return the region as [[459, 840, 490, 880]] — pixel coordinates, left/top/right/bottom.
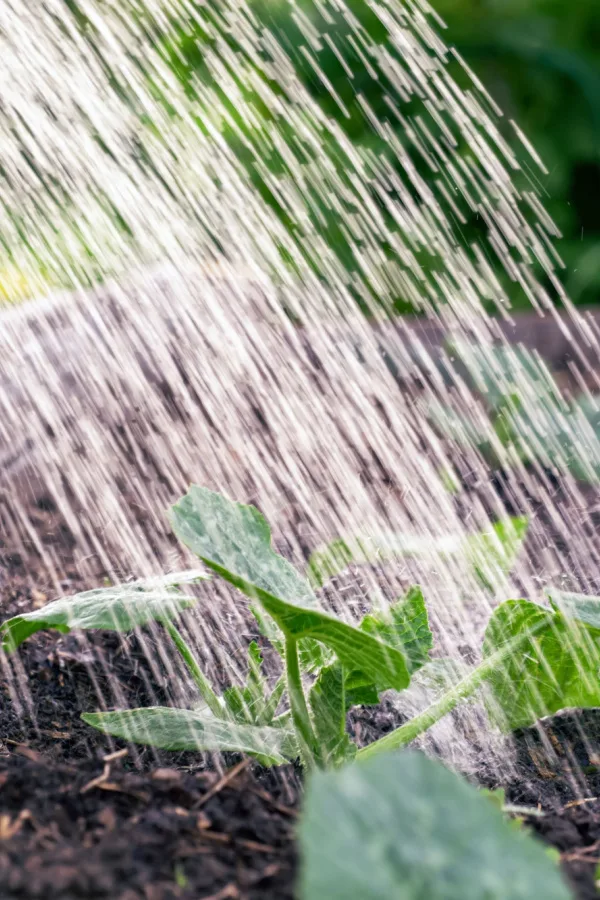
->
[[262, 673, 287, 724], [162, 620, 225, 719], [285, 635, 320, 769], [357, 619, 547, 763]]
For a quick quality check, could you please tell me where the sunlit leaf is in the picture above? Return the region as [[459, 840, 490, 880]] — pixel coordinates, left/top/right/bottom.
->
[[169, 485, 315, 607], [1, 570, 208, 652], [82, 707, 294, 765], [299, 752, 570, 900], [307, 533, 463, 589], [483, 598, 600, 731], [465, 517, 529, 591]]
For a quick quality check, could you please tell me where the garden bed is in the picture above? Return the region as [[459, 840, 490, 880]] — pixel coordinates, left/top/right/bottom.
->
[[2, 481, 600, 899]]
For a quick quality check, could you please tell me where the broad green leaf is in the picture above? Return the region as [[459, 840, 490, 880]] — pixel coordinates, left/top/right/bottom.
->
[[171, 486, 410, 692], [1, 569, 208, 652], [483, 598, 600, 732], [307, 522, 527, 593], [547, 589, 600, 629], [464, 517, 529, 591], [251, 604, 332, 675], [82, 707, 294, 766], [359, 587, 432, 675], [299, 752, 570, 900], [254, 591, 409, 693], [307, 533, 463, 589], [309, 664, 356, 767], [344, 682, 380, 707], [169, 486, 315, 607]]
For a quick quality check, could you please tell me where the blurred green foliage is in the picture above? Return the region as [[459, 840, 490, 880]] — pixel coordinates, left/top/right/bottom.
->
[[164, 0, 600, 312], [436, 0, 600, 307]]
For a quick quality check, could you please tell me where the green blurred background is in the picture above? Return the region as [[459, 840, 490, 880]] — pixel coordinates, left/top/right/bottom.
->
[[163, 0, 600, 314], [436, 0, 600, 309]]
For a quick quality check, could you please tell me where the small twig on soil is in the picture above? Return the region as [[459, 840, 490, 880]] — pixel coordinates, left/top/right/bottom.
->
[[196, 827, 280, 853], [563, 797, 598, 810], [198, 884, 239, 900], [562, 840, 600, 864], [80, 763, 110, 794], [193, 759, 250, 810], [248, 785, 297, 818], [0, 810, 31, 840], [103, 747, 129, 762]]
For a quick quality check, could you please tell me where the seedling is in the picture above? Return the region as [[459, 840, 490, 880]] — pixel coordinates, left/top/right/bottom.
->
[[3, 486, 600, 773], [428, 340, 600, 484]]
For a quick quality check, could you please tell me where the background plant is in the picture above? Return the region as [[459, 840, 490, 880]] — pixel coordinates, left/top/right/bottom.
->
[[428, 340, 600, 484], [4, 485, 600, 775]]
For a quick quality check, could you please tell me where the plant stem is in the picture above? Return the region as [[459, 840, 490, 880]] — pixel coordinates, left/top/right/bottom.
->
[[262, 673, 286, 724], [285, 635, 320, 769], [162, 620, 224, 719], [356, 620, 547, 762]]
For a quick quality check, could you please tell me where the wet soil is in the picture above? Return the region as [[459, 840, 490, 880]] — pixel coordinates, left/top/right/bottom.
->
[[2, 488, 600, 898]]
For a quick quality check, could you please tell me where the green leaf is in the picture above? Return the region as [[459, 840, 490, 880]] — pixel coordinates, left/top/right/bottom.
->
[[307, 533, 463, 589], [548, 588, 600, 629], [82, 707, 294, 766], [359, 587, 432, 676], [169, 486, 315, 607], [464, 517, 529, 591], [309, 664, 356, 767], [299, 752, 570, 900], [1, 569, 208, 652], [344, 682, 380, 707], [171, 486, 410, 692], [251, 605, 331, 676], [307, 521, 527, 594], [349, 587, 432, 714], [483, 598, 600, 731]]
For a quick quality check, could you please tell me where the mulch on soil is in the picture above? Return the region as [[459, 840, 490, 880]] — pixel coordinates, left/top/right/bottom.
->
[[2, 485, 600, 899]]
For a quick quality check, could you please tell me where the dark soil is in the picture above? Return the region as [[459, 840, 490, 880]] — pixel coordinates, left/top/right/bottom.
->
[[0, 495, 298, 900], [2, 485, 600, 899]]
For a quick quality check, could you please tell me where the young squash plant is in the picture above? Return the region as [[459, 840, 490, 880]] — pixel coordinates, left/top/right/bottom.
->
[[3, 485, 600, 772]]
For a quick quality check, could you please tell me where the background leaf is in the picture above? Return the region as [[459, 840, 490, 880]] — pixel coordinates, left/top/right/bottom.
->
[[82, 707, 293, 765], [1, 570, 208, 652], [307, 533, 463, 589], [299, 751, 570, 900], [464, 517, 529, 592]]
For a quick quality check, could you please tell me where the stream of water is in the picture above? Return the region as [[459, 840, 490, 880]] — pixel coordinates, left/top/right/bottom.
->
[[1, 0, 600, 784]]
